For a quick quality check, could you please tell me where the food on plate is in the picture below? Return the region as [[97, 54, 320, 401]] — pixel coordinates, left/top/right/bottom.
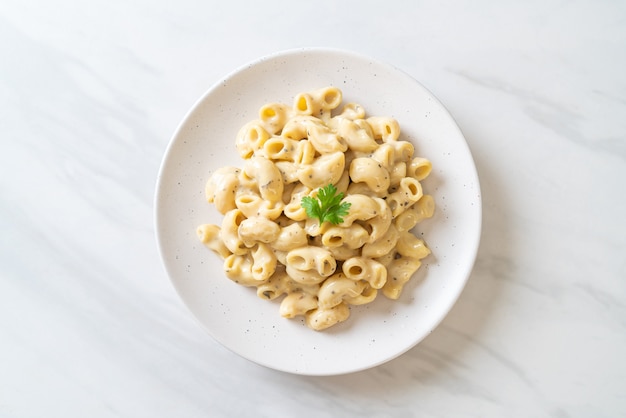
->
[[197, 87, 434, 330]]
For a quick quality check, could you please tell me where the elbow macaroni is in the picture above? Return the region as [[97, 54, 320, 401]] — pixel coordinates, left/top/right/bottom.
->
[[197, 87, 435, 331]]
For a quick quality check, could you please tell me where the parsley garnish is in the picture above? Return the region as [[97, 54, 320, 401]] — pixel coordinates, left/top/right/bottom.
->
[[301, 184, 351, 225]]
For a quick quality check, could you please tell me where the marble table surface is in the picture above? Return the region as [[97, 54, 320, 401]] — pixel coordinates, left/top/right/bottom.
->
[[1, 1, 625, 417]]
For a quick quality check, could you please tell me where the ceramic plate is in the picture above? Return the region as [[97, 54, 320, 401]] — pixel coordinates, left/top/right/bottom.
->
[[155, 48, 481, 375]]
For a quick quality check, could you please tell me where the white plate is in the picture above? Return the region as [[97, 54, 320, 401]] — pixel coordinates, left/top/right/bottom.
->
[[155, 48, 481, 376]]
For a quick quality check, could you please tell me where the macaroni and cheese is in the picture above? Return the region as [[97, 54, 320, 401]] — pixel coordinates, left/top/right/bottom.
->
[[197, 87, 435, 331]]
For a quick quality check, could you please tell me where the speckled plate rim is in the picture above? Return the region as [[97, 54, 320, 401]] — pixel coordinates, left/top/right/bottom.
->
[[155, 47, 482, 376]]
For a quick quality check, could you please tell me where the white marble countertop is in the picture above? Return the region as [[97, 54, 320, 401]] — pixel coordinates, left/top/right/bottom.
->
[[2, 1, 625, 417]]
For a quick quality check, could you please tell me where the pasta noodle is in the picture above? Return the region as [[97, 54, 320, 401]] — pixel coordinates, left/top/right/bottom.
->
[[197, 87, 435, 331]]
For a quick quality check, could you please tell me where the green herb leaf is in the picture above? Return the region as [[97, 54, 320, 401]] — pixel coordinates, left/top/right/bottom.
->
[[301, 184, 351, 225]]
